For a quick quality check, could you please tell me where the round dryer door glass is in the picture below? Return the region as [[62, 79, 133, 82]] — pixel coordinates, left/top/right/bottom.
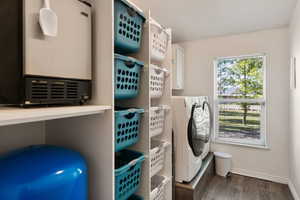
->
[[188, 101, 211, 157]]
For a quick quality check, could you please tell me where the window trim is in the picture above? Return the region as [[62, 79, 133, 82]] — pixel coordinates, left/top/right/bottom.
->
[[213, 54, 268, 148]]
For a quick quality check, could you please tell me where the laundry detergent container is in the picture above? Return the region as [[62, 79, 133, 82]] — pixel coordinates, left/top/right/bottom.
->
[[0, 145, 87, 200]]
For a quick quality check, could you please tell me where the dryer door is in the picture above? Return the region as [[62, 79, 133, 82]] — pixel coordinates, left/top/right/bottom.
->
[[187, 101, 211, 157]]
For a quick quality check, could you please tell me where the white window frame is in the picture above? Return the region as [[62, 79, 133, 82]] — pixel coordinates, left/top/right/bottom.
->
[[213, 54, 268, 148]]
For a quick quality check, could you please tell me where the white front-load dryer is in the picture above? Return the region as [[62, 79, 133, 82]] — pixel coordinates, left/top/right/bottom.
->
[[172, 96, 212, 183]]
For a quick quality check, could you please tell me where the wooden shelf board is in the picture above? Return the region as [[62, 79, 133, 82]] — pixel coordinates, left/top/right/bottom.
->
[[0, 105, 112, 127]]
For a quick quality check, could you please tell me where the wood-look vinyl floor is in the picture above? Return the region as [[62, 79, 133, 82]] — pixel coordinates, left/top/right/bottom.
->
[[201, 174, 294, 200]]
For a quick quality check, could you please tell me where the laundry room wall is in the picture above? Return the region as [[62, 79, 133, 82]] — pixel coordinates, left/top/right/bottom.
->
[[0, 122, 45, 154], [289, 0, 300, 197], [173, 27, 290, 183]]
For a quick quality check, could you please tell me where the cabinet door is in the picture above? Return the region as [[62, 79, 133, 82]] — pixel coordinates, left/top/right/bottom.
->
[[24, 0, 92, 80], [172, 45, 184, 90]]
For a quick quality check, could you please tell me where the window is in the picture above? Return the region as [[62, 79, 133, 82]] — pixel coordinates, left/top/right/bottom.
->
[[214, 54, 267, 147]]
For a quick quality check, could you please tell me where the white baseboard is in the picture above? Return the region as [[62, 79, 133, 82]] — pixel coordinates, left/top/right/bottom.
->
[[231, 168, 289, 184], [289, 180, 300, 200]]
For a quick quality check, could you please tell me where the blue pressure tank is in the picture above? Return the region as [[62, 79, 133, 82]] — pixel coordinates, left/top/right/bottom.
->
[[0, 145, 87, 200]]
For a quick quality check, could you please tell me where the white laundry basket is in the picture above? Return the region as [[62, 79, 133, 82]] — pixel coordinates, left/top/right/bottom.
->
[[150, 64, 168, 99], [150, 18, 170, 62], [151, 175, 170, 200], [150, 140, 169, 177], [214, 152, 232, 177], [150, 106, 168, 137]]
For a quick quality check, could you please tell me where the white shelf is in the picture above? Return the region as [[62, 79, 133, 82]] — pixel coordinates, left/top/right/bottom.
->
[[0, 105, 112, 127]]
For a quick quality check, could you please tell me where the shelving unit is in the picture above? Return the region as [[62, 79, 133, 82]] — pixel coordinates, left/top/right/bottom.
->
[[0, 0, 172, 200], [114, 5, 172, 198], [115, 10, 151, 198], [0, 105, 111, 127], [150, 26, 173, 200]]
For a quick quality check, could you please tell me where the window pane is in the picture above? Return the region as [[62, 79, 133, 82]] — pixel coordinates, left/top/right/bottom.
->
[[218, 102, 264, 145], [217, 57, 264, 99]]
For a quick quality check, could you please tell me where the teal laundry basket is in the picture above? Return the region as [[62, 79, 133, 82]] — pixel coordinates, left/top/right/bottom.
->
[[115, 150, 145, 200], [115, 108, 144, 152], [115, 54, 144, 99], [114, 0, 146, 53]]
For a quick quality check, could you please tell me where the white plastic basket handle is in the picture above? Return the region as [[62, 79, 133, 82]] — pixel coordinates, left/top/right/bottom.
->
[[151, 65, 170, 77], [157, 182, 164, 191], [157, 176, 171, 191], [160, 105, 171, 110], [157, 67, 170, 77], [152, 105, 170, 113], [161, 141, 170, 149], [155, 141, 170, 154], [149, 18, 162, 29], [163, 176, 171, 185], [154, 109, 162, 115], [154, 68, 163, 75], [150, 18, 170, 38], [155, 146, 163, 154], [150, 18, 170, 42], [162, 68, 170, 77], [153, 105, 170, 112], [159, 67, 169, 74], [161, 67, 169, 73]]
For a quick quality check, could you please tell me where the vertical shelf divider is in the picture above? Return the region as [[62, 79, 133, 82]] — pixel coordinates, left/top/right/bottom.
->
[[45, 0, 115, 199]]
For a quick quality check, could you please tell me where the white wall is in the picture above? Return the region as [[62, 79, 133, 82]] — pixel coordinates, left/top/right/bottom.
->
[[174, 27, 290, 183], [0, 122, 45, 154], [289, 0, 300, 198]]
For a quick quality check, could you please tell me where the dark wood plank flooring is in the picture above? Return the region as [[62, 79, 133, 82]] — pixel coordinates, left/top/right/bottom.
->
[[201, 174, 294, 200]]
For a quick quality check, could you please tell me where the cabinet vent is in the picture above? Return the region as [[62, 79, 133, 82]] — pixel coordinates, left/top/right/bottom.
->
[[26, 77, 90, 105], [31, 81, 48, 99], [50, 82, 65, 99], [67, 82, 79, 99]]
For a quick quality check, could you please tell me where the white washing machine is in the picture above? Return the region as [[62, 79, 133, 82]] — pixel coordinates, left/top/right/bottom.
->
[[172, 96, 212, 183]]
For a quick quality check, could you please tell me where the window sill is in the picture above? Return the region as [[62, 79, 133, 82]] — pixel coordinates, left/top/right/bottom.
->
[[212, 139, 270, 150]]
